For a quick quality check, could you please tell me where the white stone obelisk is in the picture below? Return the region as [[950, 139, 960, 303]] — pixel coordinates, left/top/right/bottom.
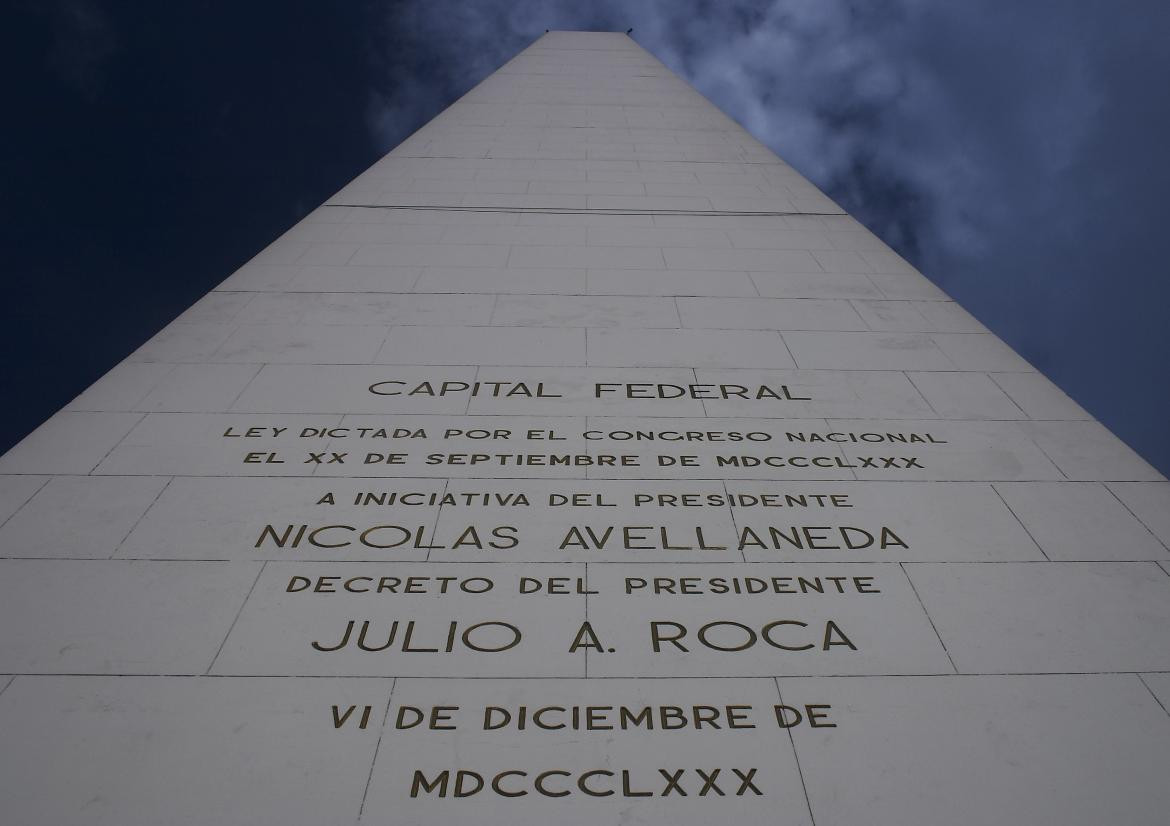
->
[[1, 30, 1168, 826]]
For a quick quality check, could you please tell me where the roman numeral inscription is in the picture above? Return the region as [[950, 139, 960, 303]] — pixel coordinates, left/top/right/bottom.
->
[[1, 29, 1168, 826]]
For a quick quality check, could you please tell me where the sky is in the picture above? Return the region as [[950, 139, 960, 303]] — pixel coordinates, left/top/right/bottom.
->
[[5, 0, 1170, 474]]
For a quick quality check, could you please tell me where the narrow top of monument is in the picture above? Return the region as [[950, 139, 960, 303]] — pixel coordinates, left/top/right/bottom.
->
[[533, 30, 639, 50]]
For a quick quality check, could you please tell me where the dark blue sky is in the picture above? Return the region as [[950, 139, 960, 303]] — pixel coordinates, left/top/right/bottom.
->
[[5, 1, 1169, 474]]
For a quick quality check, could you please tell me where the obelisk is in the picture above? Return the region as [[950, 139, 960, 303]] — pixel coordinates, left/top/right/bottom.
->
[[1, 30, 1169, 826]]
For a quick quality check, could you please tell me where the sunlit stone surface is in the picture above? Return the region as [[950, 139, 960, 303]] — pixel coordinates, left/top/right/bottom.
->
[[1, 30, 1168, 826]]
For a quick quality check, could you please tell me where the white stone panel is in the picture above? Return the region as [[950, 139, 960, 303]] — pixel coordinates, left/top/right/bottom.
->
[[677, 297, 866, 331], [0, 476, 47, 524], [212, 562, 587, 677], [0, 676, 386, 826], [378, 326, 585, 367], [907, 562, 1170, 672], [785, 675, 1170, 826], [0, 476, 167, 559], [493, 295, 680, 328], [991, 372, 1091, 420], [0, 559, 259, 673], [586, 563, 953, 677], [363, 678, 811, 825], [995, 482, 1168, 560], [0, 411, 142, 474], [784, 331, 955, 370], [586, 329, 793, 368], [906, 371, 1025, 419]]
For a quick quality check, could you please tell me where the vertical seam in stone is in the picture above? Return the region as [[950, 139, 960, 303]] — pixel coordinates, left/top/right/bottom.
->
[[206, 560, 266, 675], [88, 412, 147, 475], [901, 371, 940, 419], [1137, 674, 1170, 718], [358, 678, 398, 821], [821, 417, 859, 482], [721, 479, 747, 563], [927, 334, 962, 370], [463, 366, 480, 414], [1103, 483, 1170, 553], [986, 373, 1030, 419], [776, 331, 799, 368], [1016, 423, 1069, 480], [372, 324, 394, 365], [425, 479, 450, 563], [774, 677, 817, 826], [692, 367, 710, 418], [310, 413, 347, 477], [112, 476, 174, 559], [901, 562, 959, 673], [584, 414, 592, 481], [990, 484, 1050, 561], [848, 298, 875, 332], [225, 364, 265, 411], [0, 476, 51, 531], [583, 561, 590, 678], [860, 273, 882, 299], [128, 362, 182, 410]]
